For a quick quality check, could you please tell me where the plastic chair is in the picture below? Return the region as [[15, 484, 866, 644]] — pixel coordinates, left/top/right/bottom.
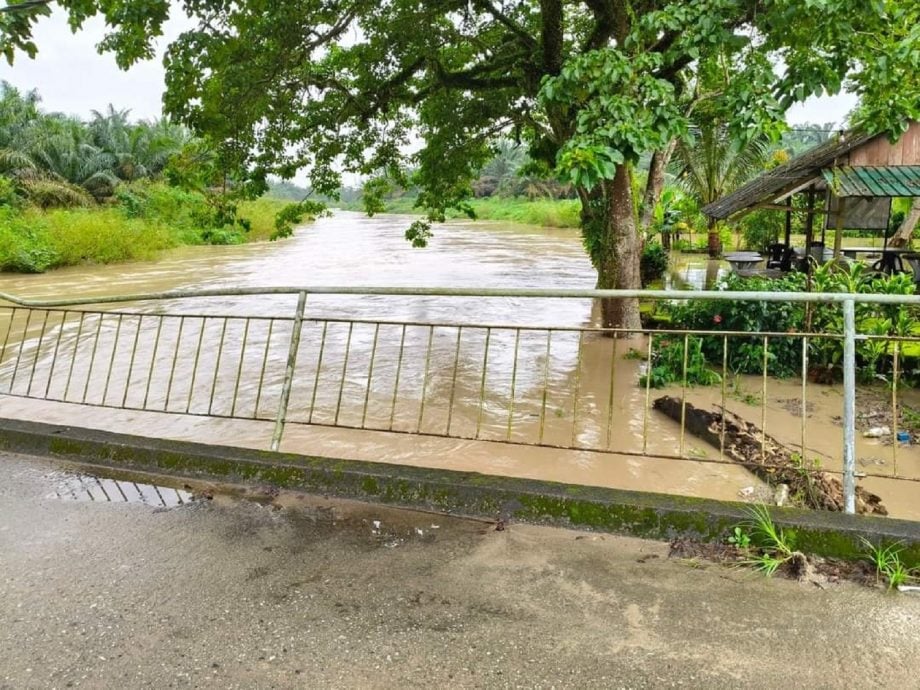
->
[[903, 254, 920, 290], [871, 252, 906, 275], [779, 246, 797, 272], [765, 243, 786, 269]]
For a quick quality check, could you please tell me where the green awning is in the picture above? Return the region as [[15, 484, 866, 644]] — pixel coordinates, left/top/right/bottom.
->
[[822, 166, 920, 198]]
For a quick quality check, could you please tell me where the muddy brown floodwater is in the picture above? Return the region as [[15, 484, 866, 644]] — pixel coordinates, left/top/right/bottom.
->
[[1, 211, 918, 518]]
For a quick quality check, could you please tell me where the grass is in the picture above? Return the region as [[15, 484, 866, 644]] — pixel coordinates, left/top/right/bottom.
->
[[736, 504, 804, 577], [0, 191, 305, 273], [345, 195, 582, 229], [861, 537, 916, 590], [238, 197, 295, 241], [466, 198, 581, 228], [0, 207, 177, 272]]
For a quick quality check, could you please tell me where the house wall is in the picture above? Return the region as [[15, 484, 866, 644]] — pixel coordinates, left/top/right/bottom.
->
[[846, 121, 920, 166]]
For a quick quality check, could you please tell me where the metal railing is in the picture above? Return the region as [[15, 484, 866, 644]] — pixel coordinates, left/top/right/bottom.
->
[[2, 286, 920, 515]]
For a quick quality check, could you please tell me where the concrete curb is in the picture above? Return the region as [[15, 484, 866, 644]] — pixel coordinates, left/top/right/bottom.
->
[[2, 417, 919, 564]]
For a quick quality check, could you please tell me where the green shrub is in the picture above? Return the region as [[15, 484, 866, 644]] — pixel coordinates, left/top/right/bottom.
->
[[640, 242, 669, 286], [667, 272, 807, 378], [640, 335, 721, 388], [0, 176, 21, 209], [739, 209, 784, 251], [659, 264, 920, 386]]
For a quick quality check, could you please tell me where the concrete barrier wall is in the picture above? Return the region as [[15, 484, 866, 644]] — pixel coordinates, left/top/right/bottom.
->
[[1, 417, 919, 564]]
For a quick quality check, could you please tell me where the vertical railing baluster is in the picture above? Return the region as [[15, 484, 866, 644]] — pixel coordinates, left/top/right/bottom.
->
[[230, 318, 251, 418], [538, 330, 552, 445], [185, 317, 207, 414], [82, 314, 105, 403], [122, 315, 144, 408], [475, 327, 492, 439], [445, 326, 462, 436], [892, 340, 900, 477], [760, 335, 769, 455], [720, 335, 728, 463], [63, 311, 87, 402], [360, 322, 381, 429], [333, 322, 354, 426], [142, 315, 165, 409], [25, 309, 50, 396], [571, 330, 584, 448], [642, 334, 653, 454], [801, 336, 808, 464], [44, 311, 68, 398], [417, 326, 435, 433], [164, 315, 186, 412], [307, 321, 328, 424], [842, 299, 857, 514], [605, 336, 618, 450], [388, 324, 407, 431], [678, 333, 689, 457], [101, 314, 124, 405], [507, 328, 521, 442], [8, 308, 33, 393], [207, 317, 229, 416], [271, 291, 307, 451], [253, 318, 274, 419], [0, 307, 17, 368]]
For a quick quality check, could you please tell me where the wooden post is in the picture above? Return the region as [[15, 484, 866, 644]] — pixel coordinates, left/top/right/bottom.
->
[[833, 196, 847, 258], [784, 197, 792, 247], [803, 186, 816, 272]]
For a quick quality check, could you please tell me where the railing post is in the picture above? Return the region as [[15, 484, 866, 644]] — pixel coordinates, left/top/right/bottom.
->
[[271, 291, 307, 452], [842, 298, 856, 514]]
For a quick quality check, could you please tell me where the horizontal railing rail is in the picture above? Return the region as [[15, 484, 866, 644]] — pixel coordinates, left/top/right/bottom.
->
[[4, 285, 920, 307], [2, 286, 919, 516]]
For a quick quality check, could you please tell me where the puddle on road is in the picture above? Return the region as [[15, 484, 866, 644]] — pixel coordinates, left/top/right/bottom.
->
[[46, 470, 193, 507], [38, 462, 477, 548]]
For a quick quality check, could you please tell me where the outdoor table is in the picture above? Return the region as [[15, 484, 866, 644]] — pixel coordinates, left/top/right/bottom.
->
[[839, 247, 915, 274], [723, 252, 762, 272], [840, 246, 913, 260]]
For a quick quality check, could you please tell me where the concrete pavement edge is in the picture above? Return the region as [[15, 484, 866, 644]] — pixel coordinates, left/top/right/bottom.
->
[[1, 416, 918, 564]]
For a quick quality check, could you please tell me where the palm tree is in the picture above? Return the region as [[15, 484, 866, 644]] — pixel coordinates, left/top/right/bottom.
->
[[481, 139, 527, 182], [672, 124, 771, 257], [0, 84, 194, 208]]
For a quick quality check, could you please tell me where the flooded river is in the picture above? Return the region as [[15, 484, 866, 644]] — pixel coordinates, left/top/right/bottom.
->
[[1, 211, 917, 517]]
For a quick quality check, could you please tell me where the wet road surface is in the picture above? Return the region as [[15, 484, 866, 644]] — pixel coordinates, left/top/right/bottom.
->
[[2, 451, 919, 689]]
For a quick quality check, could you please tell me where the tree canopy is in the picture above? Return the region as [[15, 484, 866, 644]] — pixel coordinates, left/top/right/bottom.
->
[[2, 0, 918, 325]]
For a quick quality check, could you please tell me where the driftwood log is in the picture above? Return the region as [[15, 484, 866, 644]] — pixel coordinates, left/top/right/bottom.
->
[[653, 395, 886, 515]]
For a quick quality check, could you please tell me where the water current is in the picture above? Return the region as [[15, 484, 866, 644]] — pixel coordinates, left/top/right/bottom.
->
[[1, 211, 916, 517]]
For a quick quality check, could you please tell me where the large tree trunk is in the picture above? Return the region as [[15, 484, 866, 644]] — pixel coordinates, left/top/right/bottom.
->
[[888, 198, 920, 248], [591, 166, 643, 332], [638, 140, 676, 234], [706, 217, 722, 258]]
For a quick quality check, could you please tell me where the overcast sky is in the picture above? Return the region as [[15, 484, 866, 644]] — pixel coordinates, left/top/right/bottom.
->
[[1, 9, 859, 126]]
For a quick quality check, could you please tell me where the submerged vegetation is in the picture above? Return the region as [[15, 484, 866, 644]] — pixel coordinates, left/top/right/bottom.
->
[[644, 262, 920, 388], [0, 83, 319, 273]]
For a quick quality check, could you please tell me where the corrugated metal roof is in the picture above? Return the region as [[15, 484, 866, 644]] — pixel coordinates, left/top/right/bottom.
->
[[701, 129, 876, 219], [821, 166, 920, 197]]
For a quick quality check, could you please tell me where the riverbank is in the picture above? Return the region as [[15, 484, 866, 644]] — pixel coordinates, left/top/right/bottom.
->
[[0, 193, 304, 274], [352, 196, 582, 229]]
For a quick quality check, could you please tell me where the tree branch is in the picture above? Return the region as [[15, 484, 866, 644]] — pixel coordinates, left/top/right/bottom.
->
[[540, 0, 563, 74], [473, 0, 537, 49], [0, 0, 50, 12]]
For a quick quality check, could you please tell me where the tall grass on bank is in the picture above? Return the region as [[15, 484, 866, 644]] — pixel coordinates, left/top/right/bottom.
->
[[345, 196, 582, 229], [468, 198, 580, 228], [0, 183, 302, 273]]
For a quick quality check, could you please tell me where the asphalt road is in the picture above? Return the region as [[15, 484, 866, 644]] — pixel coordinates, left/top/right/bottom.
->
[[2, 450, 919, 689]]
